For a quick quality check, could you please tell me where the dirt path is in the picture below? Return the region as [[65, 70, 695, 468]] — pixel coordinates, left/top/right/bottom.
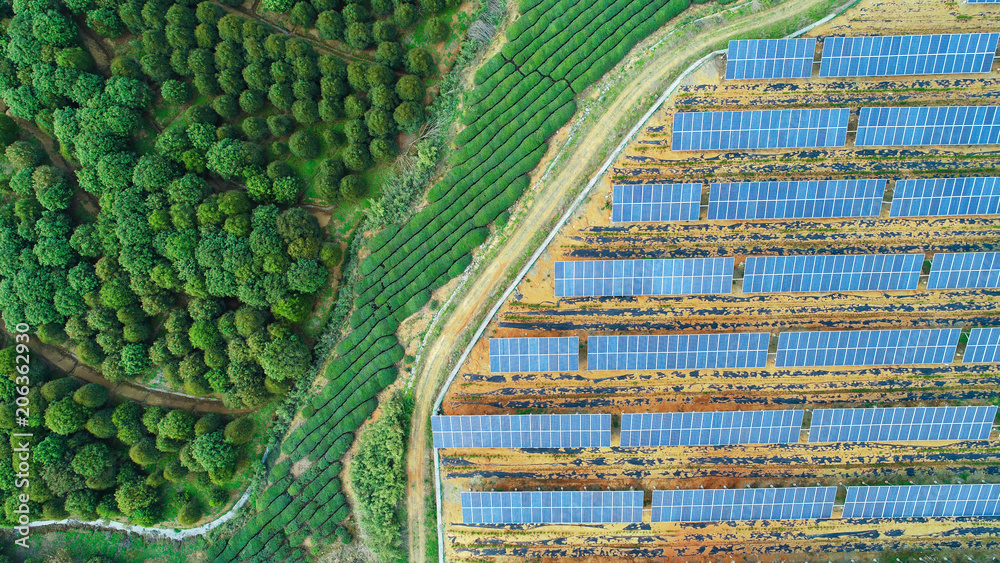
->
[[404, 0, 852, 561], [15, 331, 255, 414], [215, 1, 372, 63]]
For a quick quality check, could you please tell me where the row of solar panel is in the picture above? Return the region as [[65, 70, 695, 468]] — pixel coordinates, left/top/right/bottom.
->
[[671, 106, 1000, 151], [554, 252, 1000, 298], [726, 34, 1000, 80], [433, 406, 997, 449], [612, 177, 1000, 222], [488, 328, 1000, 373], [459, 484, 1000, 523]]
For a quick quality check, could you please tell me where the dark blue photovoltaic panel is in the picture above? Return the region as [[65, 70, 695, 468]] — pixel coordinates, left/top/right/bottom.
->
[[462, 491, 643, 524], [620, 410, 803, 446], [554, 258, 734, 297], [612, 183, 702, 222], [775, 328, 960, 367], [727, 38, 816, 79], [488, 337, 578, 373], [970, 0, 1000, 3], [743, 254, 922, 293], [963, 327, 1000, 364], [809, 406, 996, 443], [890, 177, 1000, 217], [431, 414, 611, 449], [928, 252, 1000, 289], [856, 106, 1000, 146], [843, 485, 1000, 518], [672, 108, 850, 150], [651, 487, 837, 522], [708, 180, 885, 220], [820, 34, 999, 77], [588, 334, 769, 371]]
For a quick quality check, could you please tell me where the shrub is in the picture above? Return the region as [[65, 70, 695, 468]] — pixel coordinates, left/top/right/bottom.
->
[[239, 90, 265, 114], [291, 100, 319, 125], [317, 11, 344, 40], [73, 383, 110, 408], [346, 22, 372, 50], [394, 3, 417, 28], [288, 130, 319, 158], [178, 500, 203, 525], [425, 17, 449, 43], [129, 437, 160, 466], [340, 174, 366, 200], [161, 80, 191, 105], [212, 95, 239, 120], [243, 117, 269, 140], [223, 416, 255, 445], [267, 114, 295, 137]]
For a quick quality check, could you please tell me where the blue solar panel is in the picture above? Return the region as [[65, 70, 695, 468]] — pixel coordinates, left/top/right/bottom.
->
[[969, 0, 1000, 3], [672, 108, 850, 151], [651, 487, 837, 522], [856, 106, 1000, 146], [963, 327, 1000, 363], [554, 258, 734, 297], [843, 485, 1000, 518], [928, 252, 1000, 289], [890, 177, 1000, 217], [809, 406, 996, 443], [588, 334, 769, 371], [775, 328, 961, 367], [708, 180, 885, 220], [620, 410, 803, 446], [462, 491, 643, 524], [743, 254, 922, 293], [431, 414, 611, 448], [489, 337, 578, 373], [611, 183, 702, 222], [820, 34, 999, 77], [727, 38, 816, 79]]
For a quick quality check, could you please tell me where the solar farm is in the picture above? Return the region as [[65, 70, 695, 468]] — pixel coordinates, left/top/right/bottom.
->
[[434, 0, 1000, 560]]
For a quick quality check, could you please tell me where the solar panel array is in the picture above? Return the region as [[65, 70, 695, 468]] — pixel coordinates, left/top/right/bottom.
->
[[969, 0, 1000, 3], [588, 334, 769, 371], [431, 414, 611, 449], [461, 491, 644, 524], [651, 487, 837, 522], [707, 180, 885, 220], [611, 183, 702, 222], [928, 252, 1000, 289], [963, 327, 1000, 364], [820, 34, 999, 77], [775, 328, 961, 367], [554, 258, 734, 297], [743, 253, 922, 293], [856, 106, 1000, 146], [672, 108, 850, 151], [726, 38, 817, 80], [843, 485, 1000, 518], [620, 410, 804, 447], [809, 406, 997, 443], [890, 177, 1000, 217], [489, 337, 578, 373]]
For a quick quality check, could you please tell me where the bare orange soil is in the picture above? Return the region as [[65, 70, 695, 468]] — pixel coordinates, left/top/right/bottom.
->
[[437, 0, 1000, 560]]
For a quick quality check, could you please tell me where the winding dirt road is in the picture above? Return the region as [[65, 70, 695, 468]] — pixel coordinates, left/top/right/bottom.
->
[[13, 330, 255, 414], [403, 0, 855, 561]]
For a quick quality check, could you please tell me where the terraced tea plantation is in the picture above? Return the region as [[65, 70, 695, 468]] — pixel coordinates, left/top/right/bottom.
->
[[433, 0, 1000, 560]]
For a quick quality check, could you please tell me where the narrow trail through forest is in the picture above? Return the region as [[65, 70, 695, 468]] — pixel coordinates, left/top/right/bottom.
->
[[8, 329, 256, 414], [403, 0, 854, 561]]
